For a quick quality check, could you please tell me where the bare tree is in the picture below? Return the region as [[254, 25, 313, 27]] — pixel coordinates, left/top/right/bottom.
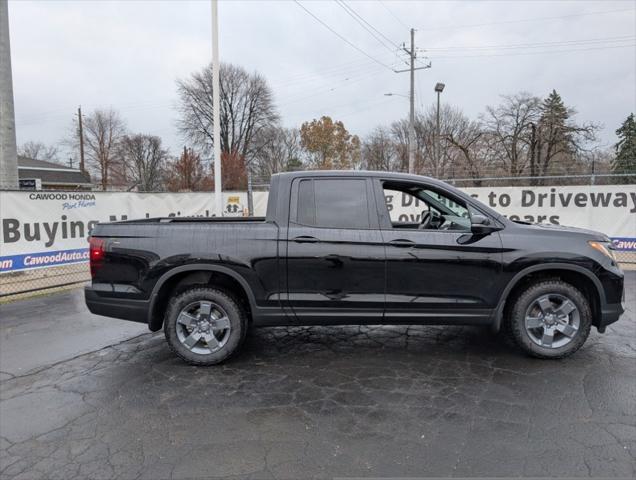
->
[[81, 108, 127, 190], [252, 126, 303, 182], [442, 111, 492, 185], [177, 62, 279, 163], [482, 92, 541, 178], [362, 126, 397, 171], [391, 105, 464, 178], [390, 119, 415, 173], [18, 141, 60, 163], [361, 90, 604, 186], [119, 134, 167, 191]]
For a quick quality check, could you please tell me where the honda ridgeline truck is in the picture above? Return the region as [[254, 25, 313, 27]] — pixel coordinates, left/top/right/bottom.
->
[[85, 171, 625, 365]]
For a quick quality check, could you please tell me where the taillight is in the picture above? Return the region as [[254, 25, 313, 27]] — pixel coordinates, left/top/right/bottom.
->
[[89, 237, 105, 277]]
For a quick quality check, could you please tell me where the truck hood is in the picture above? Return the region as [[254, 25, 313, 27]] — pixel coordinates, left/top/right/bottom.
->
[[514, 220, 610, 241]]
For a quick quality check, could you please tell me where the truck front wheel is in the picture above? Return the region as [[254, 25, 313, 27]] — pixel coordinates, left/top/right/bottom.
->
[[164, 287, 247, 365], [507, 279, 592, 359]]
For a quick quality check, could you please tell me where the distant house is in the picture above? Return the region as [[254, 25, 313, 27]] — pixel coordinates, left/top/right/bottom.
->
[[18, 156, 92, 190]]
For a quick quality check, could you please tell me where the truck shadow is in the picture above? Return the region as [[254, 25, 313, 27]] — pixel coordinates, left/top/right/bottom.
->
[[235, 324, 518, 362]]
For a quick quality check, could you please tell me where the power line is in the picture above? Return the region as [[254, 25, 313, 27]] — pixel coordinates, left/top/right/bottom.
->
[[430, 42, 636, 59], [426, 35, 636, 52], [378, 0, 408, 30], [293, 0, 394, 71], [420, 7, 635, 32], [335, 0, 400, 53], [270, 56, 394, 90], [278, 64, 389, 107], [270, 55, 376, 84], [287, 97, 396, 123], [335, 1, 396, 55]]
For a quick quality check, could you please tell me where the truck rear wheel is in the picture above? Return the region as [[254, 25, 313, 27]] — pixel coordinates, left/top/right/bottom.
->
[[164, 287, 247, 365], [507, 279, 592, 359]]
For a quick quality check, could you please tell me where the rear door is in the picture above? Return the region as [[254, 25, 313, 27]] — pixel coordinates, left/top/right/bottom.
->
[[285, 176, 386, 324]]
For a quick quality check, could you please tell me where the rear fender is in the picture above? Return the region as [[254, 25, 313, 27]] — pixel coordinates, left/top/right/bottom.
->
[[147, 264, 256, 331]]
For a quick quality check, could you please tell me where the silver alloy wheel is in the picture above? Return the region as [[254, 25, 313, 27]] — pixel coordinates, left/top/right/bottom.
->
[[175, 300, 231, 355], [524, 293, 580, 349]]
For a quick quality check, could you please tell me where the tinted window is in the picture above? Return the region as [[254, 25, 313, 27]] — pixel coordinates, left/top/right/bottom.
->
[[296, 179, 370, 229]]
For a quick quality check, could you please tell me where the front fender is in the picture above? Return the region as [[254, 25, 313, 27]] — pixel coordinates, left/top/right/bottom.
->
[[491, 262, 606, 332]]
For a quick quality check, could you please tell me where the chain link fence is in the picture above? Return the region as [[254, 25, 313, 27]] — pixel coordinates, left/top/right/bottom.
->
[[0, 263, 90, 301]]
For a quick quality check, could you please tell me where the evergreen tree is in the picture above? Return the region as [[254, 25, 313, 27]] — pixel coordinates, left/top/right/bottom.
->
[[612, 113, 636, 183], [536, 90, 572, 178], [541, 90, 569, 127], [526, 90, 597, 184]]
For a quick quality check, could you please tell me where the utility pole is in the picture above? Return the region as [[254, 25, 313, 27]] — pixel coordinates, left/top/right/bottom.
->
[[211, 0, 223, 217], [395, 28, 430, 174], [77, 106, 85, 172], [0, 0, 19, 190], [408, 28, 415, 175], [434, 83, 445, 178]]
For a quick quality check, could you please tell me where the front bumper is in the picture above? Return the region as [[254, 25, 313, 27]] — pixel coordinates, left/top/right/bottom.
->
[[85, 287, 149, 325], [597, 302, 625, 332]]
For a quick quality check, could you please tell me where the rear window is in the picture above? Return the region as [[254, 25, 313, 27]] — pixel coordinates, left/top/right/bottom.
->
[[296, 178, 370, 229]]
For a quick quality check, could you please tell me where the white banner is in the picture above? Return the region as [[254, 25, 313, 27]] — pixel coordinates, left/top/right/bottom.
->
[[465, 185, 635, 243], [0, 190, 248, 273], [1, 185, 634, 273]]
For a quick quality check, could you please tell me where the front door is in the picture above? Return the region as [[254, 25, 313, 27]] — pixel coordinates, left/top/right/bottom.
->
[[376, 179, 504, 324], [285, 176, 386, 324]]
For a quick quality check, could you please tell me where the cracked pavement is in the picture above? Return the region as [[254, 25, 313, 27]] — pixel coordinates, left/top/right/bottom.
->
[[1, 272, 635, 479]]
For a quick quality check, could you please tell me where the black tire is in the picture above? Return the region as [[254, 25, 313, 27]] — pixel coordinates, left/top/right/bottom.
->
[[506, 279, 592, 359], [164, 287, 247, 366]]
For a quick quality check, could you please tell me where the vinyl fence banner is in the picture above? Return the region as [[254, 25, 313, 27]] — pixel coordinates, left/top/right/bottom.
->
[[1, 185, 634, 274], [471, 185, 635, 250], [0, 191, 247, 274]]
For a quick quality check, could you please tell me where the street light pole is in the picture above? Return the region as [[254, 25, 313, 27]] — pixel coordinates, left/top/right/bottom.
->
[[211, 0, 222, 217], [434, 82, 445, 178]]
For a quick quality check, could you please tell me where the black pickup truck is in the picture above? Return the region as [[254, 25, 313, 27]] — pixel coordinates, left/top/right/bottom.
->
[[86, 171, 625, 365]]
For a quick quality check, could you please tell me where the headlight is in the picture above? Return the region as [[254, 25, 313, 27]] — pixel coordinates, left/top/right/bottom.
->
[[588, 241, 617, 262]]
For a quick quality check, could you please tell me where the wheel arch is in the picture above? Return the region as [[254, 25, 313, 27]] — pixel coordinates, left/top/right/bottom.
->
[[147, 264, 256, 332], [493, 263, 605, 333]]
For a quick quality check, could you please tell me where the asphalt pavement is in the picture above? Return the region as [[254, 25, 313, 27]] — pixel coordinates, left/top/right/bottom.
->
[[1, 272, 635, 479], [0, 289, 147, 377]]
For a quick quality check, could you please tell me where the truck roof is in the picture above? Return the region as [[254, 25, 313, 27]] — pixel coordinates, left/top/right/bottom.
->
[[273, 170, 437, 182], [271, 170, 502, 220]]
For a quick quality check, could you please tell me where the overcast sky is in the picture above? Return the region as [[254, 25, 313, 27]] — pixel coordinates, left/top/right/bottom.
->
[[8, 0, 636, 163]]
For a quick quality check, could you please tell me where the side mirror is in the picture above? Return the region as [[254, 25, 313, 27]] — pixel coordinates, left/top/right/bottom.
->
[[470, 214, 500, 234]]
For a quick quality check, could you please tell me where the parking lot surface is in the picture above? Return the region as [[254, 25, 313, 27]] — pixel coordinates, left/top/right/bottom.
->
[[0, 289, 146, 377], [1, 272, 635, 479]]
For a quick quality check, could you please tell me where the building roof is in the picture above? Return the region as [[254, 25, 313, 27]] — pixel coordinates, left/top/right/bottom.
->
[[18, 156, 92, 186]]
